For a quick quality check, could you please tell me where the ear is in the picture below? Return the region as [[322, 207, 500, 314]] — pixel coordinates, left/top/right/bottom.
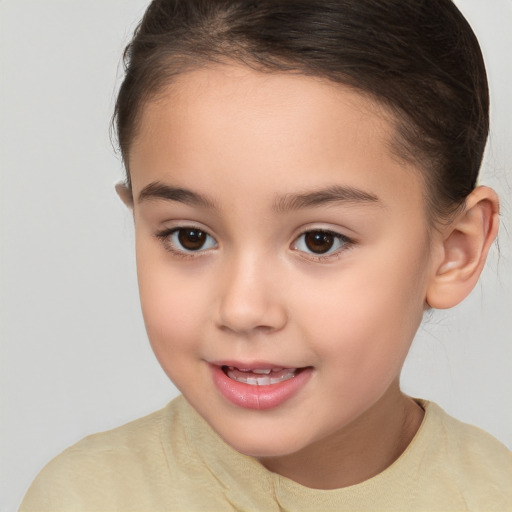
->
[[426, 186, 499, 309], [115, 181, 134, 209]]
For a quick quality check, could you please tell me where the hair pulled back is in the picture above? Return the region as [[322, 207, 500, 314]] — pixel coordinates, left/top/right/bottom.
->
[[114, 0, 489, 220]]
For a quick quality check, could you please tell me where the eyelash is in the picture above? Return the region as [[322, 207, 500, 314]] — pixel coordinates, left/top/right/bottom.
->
[[154, 227, 355, 261], [154, 227, 217, 259], [291, 230, 354, 261]]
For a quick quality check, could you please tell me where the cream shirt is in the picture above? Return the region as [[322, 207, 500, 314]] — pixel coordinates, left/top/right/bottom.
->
[[20, 396, 512, 511]]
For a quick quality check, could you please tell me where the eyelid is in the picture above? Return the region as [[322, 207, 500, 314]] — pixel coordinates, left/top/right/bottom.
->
[[291, 227, 355, 261], [153, 222, 355, 261], [154, 224, 218, 257]]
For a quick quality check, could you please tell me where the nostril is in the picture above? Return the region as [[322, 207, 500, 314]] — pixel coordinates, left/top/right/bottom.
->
[[218, 322, 284, 336]]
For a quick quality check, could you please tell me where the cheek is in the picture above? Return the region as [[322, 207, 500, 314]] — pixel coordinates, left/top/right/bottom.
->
[[135, 247, 210, 362], [295, 243, 430, 379]]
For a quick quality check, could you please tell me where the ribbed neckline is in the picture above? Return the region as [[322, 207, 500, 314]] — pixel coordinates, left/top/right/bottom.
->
[[163, 396, 441, 509]]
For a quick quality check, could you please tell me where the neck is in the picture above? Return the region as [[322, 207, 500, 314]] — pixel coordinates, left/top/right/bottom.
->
[[258, 383, 424, 490]]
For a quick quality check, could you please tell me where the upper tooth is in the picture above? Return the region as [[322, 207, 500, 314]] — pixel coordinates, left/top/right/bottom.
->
[[253, 369, 272, 374], [226, 368, 298, 385]]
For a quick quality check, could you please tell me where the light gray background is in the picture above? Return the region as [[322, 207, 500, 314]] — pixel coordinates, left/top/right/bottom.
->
[[1, 1, 511, 510]]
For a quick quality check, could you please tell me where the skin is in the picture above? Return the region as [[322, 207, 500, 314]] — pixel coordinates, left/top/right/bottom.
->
[[119, 64, 499, 489]]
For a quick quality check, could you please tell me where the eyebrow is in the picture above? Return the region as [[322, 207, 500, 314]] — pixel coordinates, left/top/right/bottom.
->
[[137, 182, 216, 209], [137, 181, 381, 212], [272, 185, 381, 212]]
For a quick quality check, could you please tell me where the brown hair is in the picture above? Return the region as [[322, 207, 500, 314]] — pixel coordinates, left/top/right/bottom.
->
[[113, 0, 489, 220]]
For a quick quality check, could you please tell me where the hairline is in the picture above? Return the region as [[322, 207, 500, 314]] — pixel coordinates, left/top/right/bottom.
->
[[116, 55, 465, 227]]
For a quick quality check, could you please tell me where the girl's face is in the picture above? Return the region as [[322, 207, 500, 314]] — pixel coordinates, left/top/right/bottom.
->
[[128, 64, 436, 458]]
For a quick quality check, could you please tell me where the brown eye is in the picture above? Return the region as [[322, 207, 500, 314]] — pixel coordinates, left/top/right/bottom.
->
[[156, 227, 217, 255], [304, 231, 335, 254], [293, 229, 351, 257], [177, 228, 208, 251]]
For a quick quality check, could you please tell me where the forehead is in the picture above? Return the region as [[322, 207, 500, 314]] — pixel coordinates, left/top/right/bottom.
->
[[132, 63, 391, 158], [129, 64, 425, 214]]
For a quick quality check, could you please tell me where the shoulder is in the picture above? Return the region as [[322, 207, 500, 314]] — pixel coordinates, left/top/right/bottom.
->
[[418, 401, 512, 510], [429, 401, 512, 469], [19, 399, 182, 511], [20, 396, 260, 511]]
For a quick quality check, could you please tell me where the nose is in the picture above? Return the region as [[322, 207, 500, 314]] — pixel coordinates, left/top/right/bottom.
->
[[215, 253, 288, 335]]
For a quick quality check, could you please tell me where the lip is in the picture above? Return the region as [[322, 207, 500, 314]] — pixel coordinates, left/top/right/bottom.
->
[[210, 362, 312, 410], [210, 360, 294, 371]]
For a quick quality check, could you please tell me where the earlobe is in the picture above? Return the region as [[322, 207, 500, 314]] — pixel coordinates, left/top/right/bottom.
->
[[115, 181, 134, 209], [426, 186, 499, 309]]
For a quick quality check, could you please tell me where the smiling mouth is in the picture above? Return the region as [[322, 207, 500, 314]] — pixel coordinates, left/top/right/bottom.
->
[[222, 366, 305, 386]]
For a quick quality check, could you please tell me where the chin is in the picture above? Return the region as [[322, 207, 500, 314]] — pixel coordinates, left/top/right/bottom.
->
[[227, 437, 294, 458], [211, 421, 309, 458]]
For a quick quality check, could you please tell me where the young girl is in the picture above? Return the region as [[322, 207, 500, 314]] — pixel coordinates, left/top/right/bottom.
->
[[20, 0, 511, 510]]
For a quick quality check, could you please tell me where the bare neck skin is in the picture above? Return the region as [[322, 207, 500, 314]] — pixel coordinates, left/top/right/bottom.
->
[[258, 381, 424, 489]]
